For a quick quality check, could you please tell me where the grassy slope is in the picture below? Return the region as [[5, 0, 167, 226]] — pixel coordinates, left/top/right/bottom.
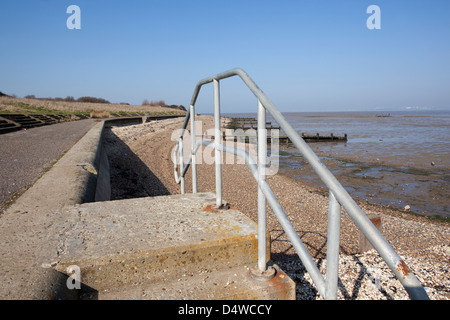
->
[[0, 96, 186, 116]]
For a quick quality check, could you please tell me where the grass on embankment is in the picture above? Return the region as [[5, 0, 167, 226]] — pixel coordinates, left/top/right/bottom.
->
[[0, 96, 186, 117]]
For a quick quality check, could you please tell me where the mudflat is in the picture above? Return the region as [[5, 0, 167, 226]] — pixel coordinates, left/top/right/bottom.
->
[[278, 145, 449, 218]]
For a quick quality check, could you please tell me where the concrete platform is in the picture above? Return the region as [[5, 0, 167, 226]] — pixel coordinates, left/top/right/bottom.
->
[[97, 264, 295, 300], [53, 192, 295, 299]]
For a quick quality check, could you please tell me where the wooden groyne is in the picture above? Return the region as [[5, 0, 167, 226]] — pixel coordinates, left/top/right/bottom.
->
[[376, 113, 391, 117], [301, 132, 347, 143], [225, 117, 347, 144], [226, 117, 280, 130]]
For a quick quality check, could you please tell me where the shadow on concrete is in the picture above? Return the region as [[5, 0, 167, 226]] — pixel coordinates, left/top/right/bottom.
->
[[40, 268, 99, 300], [103, 127, 170, 200]]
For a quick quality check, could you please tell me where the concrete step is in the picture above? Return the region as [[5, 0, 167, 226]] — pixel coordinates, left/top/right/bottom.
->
[[0, 117, 21, 134], [0, 115, 43, 127], [54, 192, 287, 299], [0, 121, 17, 128], [0, 126, 21, 134], [30, 114, 58, 124], [93, 264, 295, 300]]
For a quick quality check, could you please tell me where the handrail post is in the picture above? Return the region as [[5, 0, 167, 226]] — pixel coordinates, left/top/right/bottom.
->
[[257, 100, 267, 272], [213, 79, 222, 207], [325, 191, 341, 299], [179, 137, 185, 194], [190, 104, 198, 193]]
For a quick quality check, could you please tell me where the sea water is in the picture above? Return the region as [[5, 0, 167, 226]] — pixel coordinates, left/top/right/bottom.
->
[[224, 110, 450, 218]]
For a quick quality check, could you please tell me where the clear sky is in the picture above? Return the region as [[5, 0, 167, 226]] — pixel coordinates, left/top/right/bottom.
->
[[1, 0, 449, 113]]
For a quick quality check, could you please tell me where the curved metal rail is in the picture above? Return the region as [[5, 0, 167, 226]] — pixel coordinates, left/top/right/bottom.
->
[[172, 68, 429, 300]]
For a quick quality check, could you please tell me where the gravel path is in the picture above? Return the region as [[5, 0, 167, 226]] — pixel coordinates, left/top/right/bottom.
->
[[0, 119, 97, 210], [105, 116, 449, 300]]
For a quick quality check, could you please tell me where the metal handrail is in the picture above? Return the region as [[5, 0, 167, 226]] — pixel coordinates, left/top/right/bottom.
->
[[172, 68, 429, 300]]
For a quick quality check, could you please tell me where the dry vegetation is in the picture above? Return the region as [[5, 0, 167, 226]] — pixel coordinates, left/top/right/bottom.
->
[[0, 96, 187, 116], [142, 99, 165, 106]]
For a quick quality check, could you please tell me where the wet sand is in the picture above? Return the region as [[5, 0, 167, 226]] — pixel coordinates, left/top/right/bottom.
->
[[103, 116, 449, 300], [278, 143, 450, 218]]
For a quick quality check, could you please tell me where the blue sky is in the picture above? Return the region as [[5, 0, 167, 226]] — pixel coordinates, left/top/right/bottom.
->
[[1, 0, 449, 113]]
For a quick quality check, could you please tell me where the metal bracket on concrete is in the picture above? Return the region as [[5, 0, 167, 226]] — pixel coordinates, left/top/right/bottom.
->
[[217, 202, 230, 210], [250, 265, 276, 281]]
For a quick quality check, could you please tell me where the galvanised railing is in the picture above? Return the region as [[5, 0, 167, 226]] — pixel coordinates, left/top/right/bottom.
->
[[172, 68, 429, 300]]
